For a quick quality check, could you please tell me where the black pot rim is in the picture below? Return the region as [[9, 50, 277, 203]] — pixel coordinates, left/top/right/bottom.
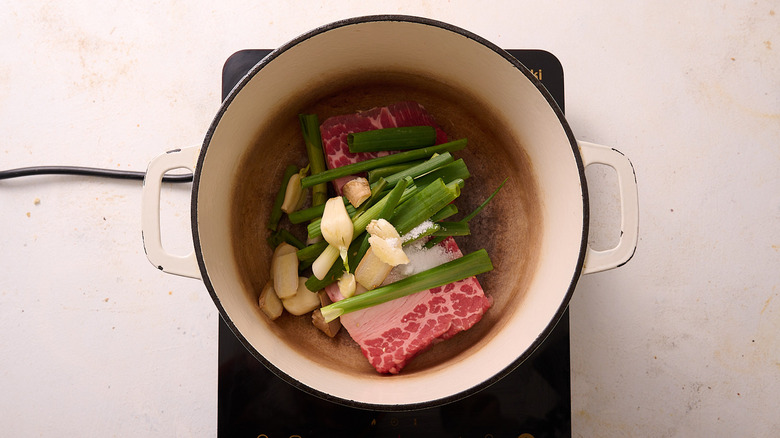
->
[[191, 14, 588, 412]]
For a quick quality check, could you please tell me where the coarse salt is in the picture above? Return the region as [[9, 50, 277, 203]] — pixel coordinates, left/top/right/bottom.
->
[[383, 239, 456, 284], [402, 220, 434, 243]]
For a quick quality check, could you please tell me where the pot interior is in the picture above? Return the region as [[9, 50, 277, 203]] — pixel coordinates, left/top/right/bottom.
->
[[195, 17, 584, 407]]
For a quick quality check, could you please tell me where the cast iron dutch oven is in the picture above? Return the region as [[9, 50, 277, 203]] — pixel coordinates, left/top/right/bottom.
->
[[141, 15, 638, 410]]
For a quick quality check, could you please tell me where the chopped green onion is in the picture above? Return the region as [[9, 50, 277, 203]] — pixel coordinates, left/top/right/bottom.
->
[[268, 165, 298, 231], [299, 114, 328, 206], [300, 139, 467, 189], [347, 126, 436, 153], [319, 249, 494, 322]]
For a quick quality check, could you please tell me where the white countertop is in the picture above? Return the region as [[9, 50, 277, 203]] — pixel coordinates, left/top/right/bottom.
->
[[1, 1, 778, 436]]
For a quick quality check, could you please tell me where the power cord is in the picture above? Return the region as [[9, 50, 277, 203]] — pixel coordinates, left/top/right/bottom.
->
[[0, 166, 193, 183]]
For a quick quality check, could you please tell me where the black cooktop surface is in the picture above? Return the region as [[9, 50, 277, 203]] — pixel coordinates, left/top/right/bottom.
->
[[218, 49, 570, 438]]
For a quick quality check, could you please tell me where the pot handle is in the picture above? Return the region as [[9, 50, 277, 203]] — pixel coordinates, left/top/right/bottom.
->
[[141, 146, 202, 279], [579, 141, 639, 275]]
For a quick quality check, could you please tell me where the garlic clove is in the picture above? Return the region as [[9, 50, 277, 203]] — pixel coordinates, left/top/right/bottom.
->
[[366, 218, 401, 240], [368, 234, 409, 266], [280, 172, 303, 214], [365, 218, 408, 266], [320, 197, 353, 263]]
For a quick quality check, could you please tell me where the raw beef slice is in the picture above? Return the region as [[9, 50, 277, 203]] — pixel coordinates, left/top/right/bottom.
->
[[319, 102, 491, 374], [319, 101, 449, 194], [325, 238, 491, 374]]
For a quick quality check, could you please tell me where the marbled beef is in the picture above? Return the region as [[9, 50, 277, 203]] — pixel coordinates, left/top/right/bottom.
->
[[319, 103, 491, 374], [326, 238, 491, 374], [319, 101, 449, 194]]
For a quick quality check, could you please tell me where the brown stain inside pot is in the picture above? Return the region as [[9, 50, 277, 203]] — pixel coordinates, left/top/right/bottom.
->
[[231, 71, 542, 376]]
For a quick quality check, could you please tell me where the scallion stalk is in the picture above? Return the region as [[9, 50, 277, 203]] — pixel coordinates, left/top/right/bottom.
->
[[429, 204, 459, 222], [289, 197, 355, 224], [413, 158, 470, 188], [390, 178, 463, 236], [267, 165, 298, 231], [379, 176, 411, 219], [367, 160, 425, 184], [300, 139, 467, 189], [432, 221, 470, 236], [369, 152, 453, 191], [424, 178, 506, 249], [305, 235, 365, 291], [461, 178, 507, 222], [267, 229, 306, 250], [308, 184, 418, 241], [299, 114, 328, 206], [347, 126, 437, 153], [319, 249, 494, 322], [304, 182, 419, 286], [297, 240, 329, 261]]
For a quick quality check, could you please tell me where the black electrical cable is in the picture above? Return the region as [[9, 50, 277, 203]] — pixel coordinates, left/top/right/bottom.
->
[[0, 166, 193, 183]]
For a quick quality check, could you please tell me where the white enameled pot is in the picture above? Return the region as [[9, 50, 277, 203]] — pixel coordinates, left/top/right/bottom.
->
[[141, 15, 638, 410]]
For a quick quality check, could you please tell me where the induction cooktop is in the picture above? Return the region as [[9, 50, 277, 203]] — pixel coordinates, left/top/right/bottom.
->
[[217, 49, 571, 438]]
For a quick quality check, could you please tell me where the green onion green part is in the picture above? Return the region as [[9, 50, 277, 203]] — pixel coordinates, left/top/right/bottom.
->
[[370, 152, 453, 191], [367, 160, 425, 184], [267, 164, 299, 231], [299, 114, 328, 206], [462, 178, 508, 222], [390, 178, 462, 236], [429, 204, 459, 222], [379, 176, 411, 219], [347, 126, 437, 153], [300, 139, 467, 189], [297, 240, 329, 261], [267, 229, 306, 250], [432, 221, 471, 237], [424, 178, 506, 249]]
